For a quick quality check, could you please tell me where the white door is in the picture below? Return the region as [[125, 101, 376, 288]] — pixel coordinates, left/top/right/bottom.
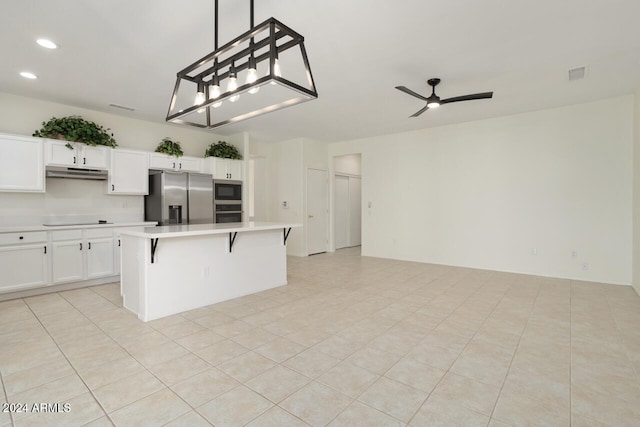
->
[[334, 175, 350, 249], [349, 177, 362, 246], [307, 169, 328, 255]]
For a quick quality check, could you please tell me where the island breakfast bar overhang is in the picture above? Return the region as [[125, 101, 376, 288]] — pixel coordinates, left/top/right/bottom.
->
[[119, 222, 300, 321]]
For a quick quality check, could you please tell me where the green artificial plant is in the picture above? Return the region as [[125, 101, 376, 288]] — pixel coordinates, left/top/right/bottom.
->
[[33, 115, 117, 149], [204, 140, 242, 160], [155, 137, 184, 157]]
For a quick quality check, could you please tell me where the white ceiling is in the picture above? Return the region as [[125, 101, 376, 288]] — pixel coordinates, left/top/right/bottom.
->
[[2, 0, 640, 143]]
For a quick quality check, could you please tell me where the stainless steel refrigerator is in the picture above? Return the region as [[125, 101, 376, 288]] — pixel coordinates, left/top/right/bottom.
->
[[145, 170, 213, 225]]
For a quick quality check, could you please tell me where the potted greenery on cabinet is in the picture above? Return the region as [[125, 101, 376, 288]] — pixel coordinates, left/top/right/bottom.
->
[[155, 137, 184, 157], [33, 115, 117, 149], [204, 140, 242, 160]]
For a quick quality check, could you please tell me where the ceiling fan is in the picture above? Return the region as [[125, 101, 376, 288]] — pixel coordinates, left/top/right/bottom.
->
[[395, 78, 493, 117]]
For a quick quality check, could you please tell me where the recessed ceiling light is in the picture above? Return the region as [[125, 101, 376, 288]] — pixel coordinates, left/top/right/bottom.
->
[[36, 38, 58, 49], [20, 71, 37, 79]]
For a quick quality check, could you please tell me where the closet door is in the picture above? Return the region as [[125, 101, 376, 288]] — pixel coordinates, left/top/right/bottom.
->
[[349, 177, 362, 247], [334, 175, 350, 249]]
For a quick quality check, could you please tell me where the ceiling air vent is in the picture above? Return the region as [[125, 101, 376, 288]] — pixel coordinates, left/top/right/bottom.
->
[[109, 103, 136, 112], [568, 66, 586, 81]]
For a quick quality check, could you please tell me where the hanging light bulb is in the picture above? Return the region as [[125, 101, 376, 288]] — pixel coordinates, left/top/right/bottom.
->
[[269, 56, 282, 85], [247, 54, 259, 94], [227, 62, 239, 102], [195, 81, 206, 113], [210, 73, 222, 108], [194, 81, 206, 106]]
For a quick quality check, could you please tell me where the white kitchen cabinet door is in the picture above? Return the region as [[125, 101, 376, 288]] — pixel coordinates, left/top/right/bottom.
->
[[86, 237, 114, 279], [213, 158, 243, 180], [46, 140, 77, 166], [0, 244, 49, 292], [109, 149, 149, 195], [149, 153, 202, 173], [114, 235, 122, 275], [226, 159, 243, 180], [0, 134, 45, 192], [52, 240, 84, 284], [46, 140, 108, 169], [81, 145, 109, 169], [149, 153, 175, 170], [176, 156, 201, 172]]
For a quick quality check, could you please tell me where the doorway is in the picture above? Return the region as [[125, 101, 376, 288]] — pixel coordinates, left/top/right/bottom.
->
[[333, 154, 362, 250]]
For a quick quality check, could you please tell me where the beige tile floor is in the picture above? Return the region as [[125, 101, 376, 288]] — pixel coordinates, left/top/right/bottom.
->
[[1, 247, 640, 426]]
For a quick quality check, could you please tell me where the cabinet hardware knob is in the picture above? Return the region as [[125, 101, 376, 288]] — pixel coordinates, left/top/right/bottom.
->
[[173, 162, 176, 169], [19, 236, 23, 240], [44, 246, 47, 254], [80, 243, 82, 250], [88, 242, 92, 250], [73, 156, 77, 164], [112, 184, 115, 191], [179, 163, 182, 169], [83, 157, 86, 165], [118, 239, 121, 247]]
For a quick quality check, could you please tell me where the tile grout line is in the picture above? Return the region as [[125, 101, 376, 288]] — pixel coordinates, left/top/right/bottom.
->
[[0, 367, 16, 427], [20, 294, 115, 426], [399, 270, 512, 425], [485, 276, 543, 425]]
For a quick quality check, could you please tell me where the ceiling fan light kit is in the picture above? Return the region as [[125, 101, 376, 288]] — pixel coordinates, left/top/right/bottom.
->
[[166, 0, 318, 130], [396, 78, 493, 117]]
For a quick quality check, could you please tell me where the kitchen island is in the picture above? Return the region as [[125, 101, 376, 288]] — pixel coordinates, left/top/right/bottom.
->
[[119, 222, 299, 321]]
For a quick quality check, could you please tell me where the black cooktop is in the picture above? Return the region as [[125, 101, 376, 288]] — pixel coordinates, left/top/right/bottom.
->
[[43, 221, 113, 227]]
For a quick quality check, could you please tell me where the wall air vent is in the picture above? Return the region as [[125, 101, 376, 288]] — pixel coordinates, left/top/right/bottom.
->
[[109, 103, 136, 112], [568, 66, 586, 81]]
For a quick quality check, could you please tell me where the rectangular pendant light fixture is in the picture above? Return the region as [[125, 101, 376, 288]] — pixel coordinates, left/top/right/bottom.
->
[[166, 0, 318, 130]]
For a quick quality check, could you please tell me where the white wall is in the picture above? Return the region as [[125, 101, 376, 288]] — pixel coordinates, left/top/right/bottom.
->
[[334, 154, 361, 176], [329, 95, 634, 285], [247, 138, 328, 256], [0, 91, 228, 226]]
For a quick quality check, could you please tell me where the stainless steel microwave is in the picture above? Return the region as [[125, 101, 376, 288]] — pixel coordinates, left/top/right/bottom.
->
[[213, 179, 242, 202]]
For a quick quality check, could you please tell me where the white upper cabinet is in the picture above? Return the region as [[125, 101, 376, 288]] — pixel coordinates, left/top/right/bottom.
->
[[0, 133, 45, 192], [203, 157, 244, 181], [45, 140, 109, 169], [149, 153, 202, 173], [108, 148, 149, 195]]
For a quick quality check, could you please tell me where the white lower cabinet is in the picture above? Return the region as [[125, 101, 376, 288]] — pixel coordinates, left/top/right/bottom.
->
[[52, 239, 84, 283], [51, 228, 114, 284], [0, 232, 48, 292], [87, 237, 114, 278]]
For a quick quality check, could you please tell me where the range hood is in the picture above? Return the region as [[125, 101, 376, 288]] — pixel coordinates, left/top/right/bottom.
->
[[45, 166, 108, 180]]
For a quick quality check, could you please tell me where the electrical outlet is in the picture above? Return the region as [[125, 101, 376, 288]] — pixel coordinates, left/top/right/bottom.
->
[[282, 201, 288, 209], [581, 262, 589, 271]]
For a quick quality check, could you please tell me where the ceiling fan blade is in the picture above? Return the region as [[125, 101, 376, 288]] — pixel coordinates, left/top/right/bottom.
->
[[395, 86, 429, 102], [410, 105, 429, 117], [440, 92, 493, 105]]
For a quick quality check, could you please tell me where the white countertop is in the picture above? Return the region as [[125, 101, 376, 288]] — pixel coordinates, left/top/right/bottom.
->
[[0, 222, 157, 233], [119, 221, 301, 239]]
